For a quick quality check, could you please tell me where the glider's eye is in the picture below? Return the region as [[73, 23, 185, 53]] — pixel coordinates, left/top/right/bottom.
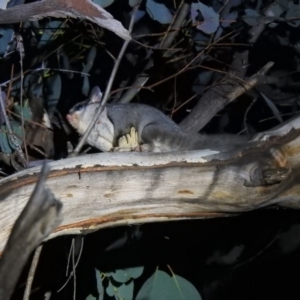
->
[[75, 104, 83, 111]]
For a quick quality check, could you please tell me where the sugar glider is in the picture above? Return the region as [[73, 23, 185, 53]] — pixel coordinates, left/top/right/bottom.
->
[[66, 86, 248, 152]]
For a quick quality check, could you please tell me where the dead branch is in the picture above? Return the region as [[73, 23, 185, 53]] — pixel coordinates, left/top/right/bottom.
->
[[0, 164, 62, 300], [118, 3, 190, 104], [0, 0, 131, 41], [179, 60, 274, 133], [179, 2, 270, 133], [23, 245, 43, 300]]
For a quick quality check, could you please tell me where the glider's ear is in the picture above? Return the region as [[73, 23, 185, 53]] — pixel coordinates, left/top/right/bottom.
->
[[88, 86, 103, 104]]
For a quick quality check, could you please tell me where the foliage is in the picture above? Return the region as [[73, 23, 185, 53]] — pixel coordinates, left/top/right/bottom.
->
[[86, 267, 202, 300], [135, 269, 202, 300], [1, 0, 300, 296], [0, 99, 32, 154], [0, 0, 300, 171]]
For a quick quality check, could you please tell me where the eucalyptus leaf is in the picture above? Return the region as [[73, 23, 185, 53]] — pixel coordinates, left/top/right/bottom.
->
[[260, 93, 283, 123], [0, 27, 13, 56], [0, 91, 7, 125], [126, 266, 144, 279], [136, 270, 202, 300], [266, 2, 285, 19], [221, 11, 238, 28], [129, 0, 141, 7], [286, 5, 300, 28], [106, 280, 116, 297], [242, 9, 260, 26], [0, 100, 32, 153], [82, 47, 97, 74], [37, 20, 64, 49], [0, 126, 13, 153], [131, 10, 146, 23], [85, 295, 97, 300], [106, 269, 132, 283], [0, 121, 23, 154], [93, 0, 114, 8], [146, 0, 173, 24], [106, 279, 134, 300], [191, 2, 219, 34], [82, 75, 90, 96], [95, 269, 104, 297], [105, 266, 144, 283], [118, 281, 134, 300], [13, 100, 32, 121]]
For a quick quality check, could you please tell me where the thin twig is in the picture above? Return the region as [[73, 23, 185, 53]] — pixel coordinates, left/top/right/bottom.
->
[[17, 32, 29, 165], [72, 239, 76, 300], [57, 237, 84, 293], [70, 5, 138, 156], [160, 2, 190, 50], [23, 245, 43, 300], [243, 97, 257, 135]]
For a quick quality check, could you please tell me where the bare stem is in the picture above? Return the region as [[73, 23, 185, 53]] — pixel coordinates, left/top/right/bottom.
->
[[71, 5, 138, 156]]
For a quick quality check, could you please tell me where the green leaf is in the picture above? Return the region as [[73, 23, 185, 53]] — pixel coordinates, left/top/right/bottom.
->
[[191, 2, 219, 34], [8, 122, 22, 150], [129, 0, 142, 7], [13, 100, 32, 121], [37, 20, 64, 49], [126, 266, 144, 279], [0, 121, 23, 154], [0, 28, 13, 55], [106, 280, 116, 297], [146, 0, 173, 24], [93, 0, 114, 8], [106, 269, 132, 283], [135, 270, 202, 300], [0, 100, 32, 153], [0, 127, 13, 153], [85, 294, 97, 300], [106, 266, 144, 283], [95, 269, 104, 296], [106, 280, 134, 300], [119, 281, 134, 300]]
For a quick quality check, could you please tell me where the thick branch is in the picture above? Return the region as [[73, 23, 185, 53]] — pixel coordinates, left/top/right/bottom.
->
[[0, 164, 62, 300], [1, 116, 300, 255]]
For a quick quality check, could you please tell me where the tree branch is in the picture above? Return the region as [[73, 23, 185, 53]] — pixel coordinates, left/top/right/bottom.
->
[[0, 0, 131, 41], [0, 164, 62, 300], [179, 2, 270, 133], [1, 117, 300, 255]]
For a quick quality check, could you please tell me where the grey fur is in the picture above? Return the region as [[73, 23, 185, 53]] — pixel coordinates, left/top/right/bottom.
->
[[66, 86, 248, 152]]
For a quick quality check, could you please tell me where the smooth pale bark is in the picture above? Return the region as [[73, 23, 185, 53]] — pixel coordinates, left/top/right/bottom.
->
[[0, 115, 300, 254]]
